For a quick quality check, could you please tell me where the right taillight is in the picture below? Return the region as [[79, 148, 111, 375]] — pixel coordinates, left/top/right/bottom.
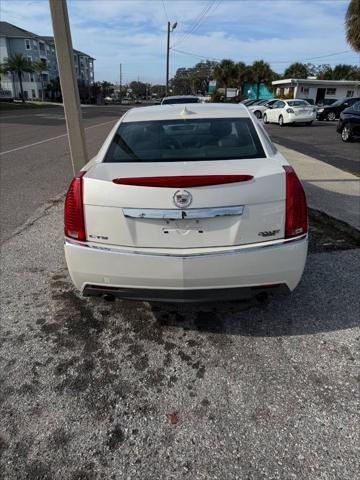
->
[[64, 171, 86, 241], [283, 166, 308, 238]]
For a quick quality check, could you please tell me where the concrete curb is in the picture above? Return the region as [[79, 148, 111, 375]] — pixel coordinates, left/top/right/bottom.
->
[[276, 143, 360, 231]]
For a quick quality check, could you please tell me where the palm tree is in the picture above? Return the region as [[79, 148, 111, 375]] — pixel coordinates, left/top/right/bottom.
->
[[283, 62, 309, 79], [213, 59, 238, 99], [0, 53, 34, 102], [346, 0, 360, 52], [236, 62, 248, 96], [32, 59, 47, 101], [250, 60, 274, 99]]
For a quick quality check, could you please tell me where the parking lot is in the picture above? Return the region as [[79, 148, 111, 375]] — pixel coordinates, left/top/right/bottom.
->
[[1, 105, 359, 479], [265, 120, 360, 175]]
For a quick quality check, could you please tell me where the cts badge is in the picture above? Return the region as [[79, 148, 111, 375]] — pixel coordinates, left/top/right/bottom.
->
[[173, 190, 192, 209]]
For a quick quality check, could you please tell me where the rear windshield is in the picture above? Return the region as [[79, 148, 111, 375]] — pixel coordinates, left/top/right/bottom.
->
[[162, 97, 200, 104], [104, 118, 266, 162], [287, 100, 310, 107]]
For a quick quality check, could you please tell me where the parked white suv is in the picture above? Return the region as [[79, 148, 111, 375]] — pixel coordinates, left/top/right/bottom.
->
[[64, 103, 308, 302]]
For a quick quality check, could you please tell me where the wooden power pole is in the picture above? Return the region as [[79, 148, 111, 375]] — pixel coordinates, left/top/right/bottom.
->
[[49, 0, 88, 174]]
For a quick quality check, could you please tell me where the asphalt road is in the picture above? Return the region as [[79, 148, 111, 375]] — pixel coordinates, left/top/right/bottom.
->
[[1, 106, 359, 478], [1, 201, 359, 480], [0, 105, 129, 243], [265, 120, 360, 175], [1, 105, 359, 244]]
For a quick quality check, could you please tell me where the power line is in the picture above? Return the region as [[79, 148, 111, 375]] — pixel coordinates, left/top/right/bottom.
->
[[172, 47, 222, 62], [171, 0, 221, 48], [161, 0, 169, 22], [171, 47, 357, 65]]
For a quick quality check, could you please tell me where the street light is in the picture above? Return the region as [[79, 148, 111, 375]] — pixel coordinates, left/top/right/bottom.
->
[[166, 21, 177, 96]]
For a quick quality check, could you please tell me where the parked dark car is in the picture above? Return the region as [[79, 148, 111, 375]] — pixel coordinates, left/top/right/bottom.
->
[[336, 101, 360, 142], [317, 98, 338, 107], [316, 97, 360, 121]]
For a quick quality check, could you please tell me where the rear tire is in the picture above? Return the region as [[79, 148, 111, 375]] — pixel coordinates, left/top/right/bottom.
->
[[341, 124, 352, 142], [327, 111, 336, 121], [254, 110, 262, 119], [279, 115, 284, 126], [263, 113, 269, 124]]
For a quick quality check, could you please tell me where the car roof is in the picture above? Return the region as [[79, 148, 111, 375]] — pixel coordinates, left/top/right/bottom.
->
[[122, 103, 251, 122]]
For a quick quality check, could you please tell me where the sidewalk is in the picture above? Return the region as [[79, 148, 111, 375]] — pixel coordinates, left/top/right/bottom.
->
[[276, 144, 360, 231]]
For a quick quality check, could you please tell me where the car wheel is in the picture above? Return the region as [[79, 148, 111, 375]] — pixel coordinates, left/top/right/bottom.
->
[[327, 111, 336, 121], [306, 121, 313, 126], [341, 124, 352, 142], [279, 115, 284, 126], [263, 114, 269, 124], [254, 110, 262, 119]]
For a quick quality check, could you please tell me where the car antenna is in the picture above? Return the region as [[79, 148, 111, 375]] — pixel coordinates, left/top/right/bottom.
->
[[180, 106, 196, 117]]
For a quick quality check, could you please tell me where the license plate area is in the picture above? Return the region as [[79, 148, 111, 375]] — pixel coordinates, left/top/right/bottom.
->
[[162, 218, 204, 236]]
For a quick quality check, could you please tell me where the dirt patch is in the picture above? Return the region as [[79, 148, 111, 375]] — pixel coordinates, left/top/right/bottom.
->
[[308, 208, 360, 253]]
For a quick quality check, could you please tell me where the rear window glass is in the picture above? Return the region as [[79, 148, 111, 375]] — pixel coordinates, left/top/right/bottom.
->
[[104, 118, 266, 162], [288, 100, 310, 107], [162, 97, 200, 104]]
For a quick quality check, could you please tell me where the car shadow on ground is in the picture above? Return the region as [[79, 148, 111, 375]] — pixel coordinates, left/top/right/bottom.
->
[[146, 254, 359, 338]]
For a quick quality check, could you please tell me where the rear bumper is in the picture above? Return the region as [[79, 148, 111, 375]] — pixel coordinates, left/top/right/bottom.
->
[[287, 113, 316, 123], [64, 235, 308, 301], [83, 284, 290, 302]]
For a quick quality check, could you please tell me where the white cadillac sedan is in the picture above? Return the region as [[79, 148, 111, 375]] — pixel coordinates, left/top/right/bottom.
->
[[263, 99, 316, 126], [64, 103, 308, 302]]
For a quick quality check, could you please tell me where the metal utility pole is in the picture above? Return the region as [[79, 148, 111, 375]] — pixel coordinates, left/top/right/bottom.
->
[[166, 21, 177, 96], [119, 63, 122, 101], [49, 0, 88, 174]]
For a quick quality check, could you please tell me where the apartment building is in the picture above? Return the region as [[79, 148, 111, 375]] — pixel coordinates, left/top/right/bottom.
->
[[0, 22, 95, 99]]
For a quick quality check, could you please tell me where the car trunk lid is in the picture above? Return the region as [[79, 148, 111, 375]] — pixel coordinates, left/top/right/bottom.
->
[[83, 159, 285, 248]]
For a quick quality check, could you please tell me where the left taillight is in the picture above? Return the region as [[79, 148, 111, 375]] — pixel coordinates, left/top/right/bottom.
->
[[64, 171, 86, 241]]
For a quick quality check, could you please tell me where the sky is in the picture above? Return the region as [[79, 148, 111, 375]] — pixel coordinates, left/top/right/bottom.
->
[[2, 0, 359, 84]]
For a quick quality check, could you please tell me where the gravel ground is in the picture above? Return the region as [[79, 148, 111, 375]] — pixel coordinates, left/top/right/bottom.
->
[[0, 201, 359, 480]]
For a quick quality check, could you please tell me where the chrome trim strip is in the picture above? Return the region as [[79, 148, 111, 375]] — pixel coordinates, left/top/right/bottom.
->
[[122, 205, 244, 220], [65, 234, 307, 259]]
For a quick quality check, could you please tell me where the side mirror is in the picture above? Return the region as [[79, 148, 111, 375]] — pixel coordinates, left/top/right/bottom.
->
[[265, 104, 272, 109]]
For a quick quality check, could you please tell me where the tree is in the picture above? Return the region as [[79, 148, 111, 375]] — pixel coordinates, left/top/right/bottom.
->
[[213, 59, 238, 98], [32, 59, 47, 101], [315, 64, 333, 80], [190, 60, 218, 94], [129, 81, 148, 97], [170, 67, 192, 95], [236, 62, 248, 95], [150, 84, 166, 97], [0, 53, 34, 102], [47, 76, 61, 101], [332, 64, 360, 80], [100, 81, 113, 96], [283, 62, 309, 79], [250, 60, 274, 99], [346, 0, 360, 52]]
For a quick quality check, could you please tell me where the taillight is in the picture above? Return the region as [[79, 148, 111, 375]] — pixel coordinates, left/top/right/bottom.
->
[[283, 166, 308, 238], [64, 171, 86, 241], [286, 108, 294, 113]]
